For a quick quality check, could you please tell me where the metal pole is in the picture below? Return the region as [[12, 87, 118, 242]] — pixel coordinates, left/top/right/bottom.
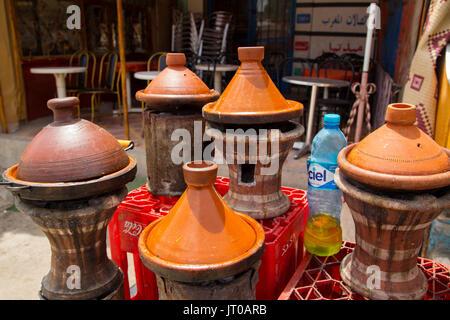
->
[[0, 82, 8, 133], [116, 0, 130, 140], [354, 3, 380, 142]]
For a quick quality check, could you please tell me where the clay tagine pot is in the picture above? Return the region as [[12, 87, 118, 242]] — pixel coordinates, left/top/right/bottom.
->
[[0, 97, 137, 300], [202, 46, 304, 218], [135, 53, 219, 111], [138, 160, 265, 299], [15, 97, 130, 183], [335, 103, 450, 300], [202, 46, 303, 124], [338, 103, 449, 191]]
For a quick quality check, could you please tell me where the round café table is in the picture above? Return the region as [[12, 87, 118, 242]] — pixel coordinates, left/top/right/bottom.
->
[[134, 71, 160, 81], [116, 61, 147, 110], [282, 76, 349, 159], [30, 66, 87, 98], [194, 64, 238, 93], [131, 71, 161, 113]]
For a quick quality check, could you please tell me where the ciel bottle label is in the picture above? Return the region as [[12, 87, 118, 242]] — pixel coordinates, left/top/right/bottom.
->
[[307, 159, 338, 190]]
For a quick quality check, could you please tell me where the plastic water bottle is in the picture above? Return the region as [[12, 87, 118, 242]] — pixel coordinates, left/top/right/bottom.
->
[[304, 114, 347, 256]]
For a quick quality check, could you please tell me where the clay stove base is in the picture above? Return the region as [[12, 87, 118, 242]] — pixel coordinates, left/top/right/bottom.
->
[[38, 272, 125, 300], [340, 253, 428, 300], [335, 169, 450, 300], [15, 188, 128, 300], [144, 110, 205, 197], [224, 190, 291, 220], [206, 121, 304, 219], [155, 262, 260, 300]]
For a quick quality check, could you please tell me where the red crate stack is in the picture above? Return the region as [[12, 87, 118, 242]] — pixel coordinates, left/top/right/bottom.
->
[[108, 177, 309, 300], [279, 242, 450, 300]]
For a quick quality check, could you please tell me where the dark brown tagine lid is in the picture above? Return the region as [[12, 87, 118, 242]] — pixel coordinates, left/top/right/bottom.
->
[[338, 103, 450, 191], [16, 97, 130, 183], [202, 46, 303, 124], [135, 53, 219, 110]]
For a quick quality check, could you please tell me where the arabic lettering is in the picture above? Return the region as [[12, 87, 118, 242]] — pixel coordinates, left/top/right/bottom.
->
[[321, 13, 367, 28], [322, 14, 343, 28], [346, 14, 367, 26], [329, 42, 363, 53]]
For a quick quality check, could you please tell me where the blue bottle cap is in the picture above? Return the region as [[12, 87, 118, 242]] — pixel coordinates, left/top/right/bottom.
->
[[324, 114, 340, 126]]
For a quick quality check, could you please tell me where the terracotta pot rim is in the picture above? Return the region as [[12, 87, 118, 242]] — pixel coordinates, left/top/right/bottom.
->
[[202, 101, 303, 125], [182, 160, 218, 172], [136, 89, 219, 109], [338, 144, 450, 191], [334, 168, 450, 211], [15, 188, 128, 220], [138, 212, 265, 283], [2, 156, 137, 201], [387, 102, 416, 110]]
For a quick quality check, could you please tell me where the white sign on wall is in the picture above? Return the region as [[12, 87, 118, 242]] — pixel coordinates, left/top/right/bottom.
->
[[293, 0, 378, 73]]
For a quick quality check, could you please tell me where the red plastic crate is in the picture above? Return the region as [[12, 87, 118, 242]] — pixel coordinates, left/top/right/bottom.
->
[[108, 177, 309, 300], [279, 242, 450, 300]]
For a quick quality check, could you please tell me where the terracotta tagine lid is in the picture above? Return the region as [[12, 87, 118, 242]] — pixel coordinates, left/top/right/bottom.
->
[[338, 103, 450, 191], [135, 53, 219, 111], [16, 97, 130, 183], [138, 160, 265, 282], [202, 46, 303, 124]]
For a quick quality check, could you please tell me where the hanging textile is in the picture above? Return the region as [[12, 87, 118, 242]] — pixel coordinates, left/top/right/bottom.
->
[[402, 0, 450, 137], [435, 49, 450, 148]]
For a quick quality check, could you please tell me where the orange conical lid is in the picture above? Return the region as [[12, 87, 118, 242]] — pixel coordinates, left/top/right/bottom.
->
[[202, 46, 303, 124], [339, 103, 449, 191], [135, 53, 219, 110], [145, 161, 262, 266]]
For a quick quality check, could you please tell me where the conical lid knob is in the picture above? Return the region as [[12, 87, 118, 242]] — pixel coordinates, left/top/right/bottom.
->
[[202, 46, 303, 124], [135, 53, 219, 110], [16, 97, 130, 183], [138, 161, 265, 282], [338, 103, 449, 190]]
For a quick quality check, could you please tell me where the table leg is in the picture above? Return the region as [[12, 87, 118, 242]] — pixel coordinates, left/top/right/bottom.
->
[[214, 71, 222, 93], [54, 74, 67, 98], [126, 72, 132, 109], [121, 72, 142, 113], [294, 84, 318, 159]]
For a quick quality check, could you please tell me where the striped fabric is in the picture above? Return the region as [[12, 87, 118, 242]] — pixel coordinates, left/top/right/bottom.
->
[[402, 0, 450, 137]]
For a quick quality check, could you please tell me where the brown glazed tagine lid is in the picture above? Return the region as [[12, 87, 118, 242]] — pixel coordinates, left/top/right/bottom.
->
[[135, 53, 219, 111], [16, 97, 130, 183], [202, 46, 303, 124], [138, 161, 265, 282], [338, 103, 450, 191]]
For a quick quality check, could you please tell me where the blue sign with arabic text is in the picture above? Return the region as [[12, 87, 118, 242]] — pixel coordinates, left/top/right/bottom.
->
[[297, 14, 311, 24]]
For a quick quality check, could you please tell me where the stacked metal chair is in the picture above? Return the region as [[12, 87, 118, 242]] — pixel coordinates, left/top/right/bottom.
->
[[171, 12, 203, 58], [199, 11, 233, 61]]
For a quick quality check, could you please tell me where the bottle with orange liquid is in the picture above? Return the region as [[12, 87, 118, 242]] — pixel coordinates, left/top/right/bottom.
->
[[304, 114, 347, 256]]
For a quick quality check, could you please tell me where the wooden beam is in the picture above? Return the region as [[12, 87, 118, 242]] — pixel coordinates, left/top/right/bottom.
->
[[6, 0, 27, 121], [0, 82, 7, 133], [116, 0, 130, 140]]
